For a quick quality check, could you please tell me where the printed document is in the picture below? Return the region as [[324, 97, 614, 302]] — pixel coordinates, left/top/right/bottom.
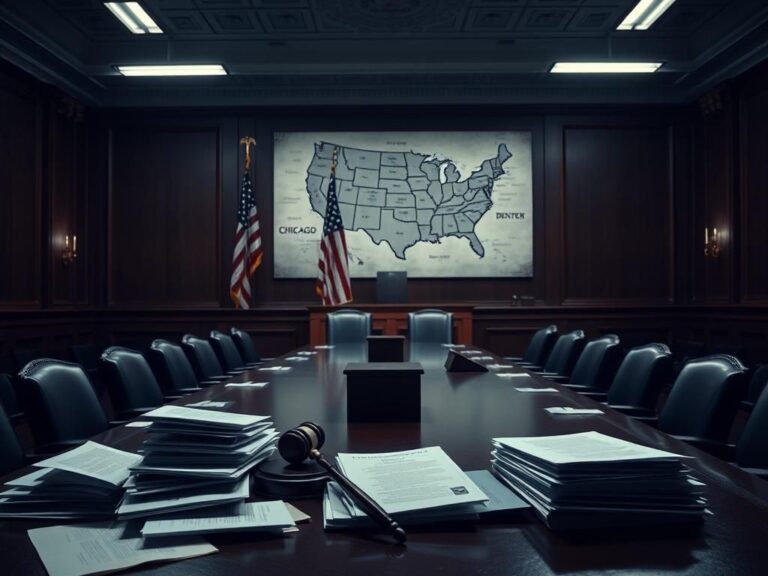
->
[[33, 442, 141, 487], [28, 521, 217, 576], [335, 447, 487, 515]]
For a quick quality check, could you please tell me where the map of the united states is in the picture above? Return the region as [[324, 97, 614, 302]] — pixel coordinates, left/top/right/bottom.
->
[[305, 141, 512, 259]]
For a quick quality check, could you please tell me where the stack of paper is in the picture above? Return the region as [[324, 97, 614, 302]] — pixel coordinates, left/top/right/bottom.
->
[[0, 442, 141, 519], [491, 431, 708, 530], [119, 405, 278, 519], [323, 447, 488, 529]]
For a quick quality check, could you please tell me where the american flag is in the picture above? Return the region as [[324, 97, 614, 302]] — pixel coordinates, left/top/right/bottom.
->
[[230, 170, 263, 309], [315, 152, 352, 306]]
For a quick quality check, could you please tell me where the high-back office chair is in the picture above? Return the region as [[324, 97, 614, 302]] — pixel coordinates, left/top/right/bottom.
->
[[506, 324, 558, 367], [100, 347, 165, 420], [210, 330, 258, 372], [408, 309, 453, 344], [147, 339, 212, 394], [734, 383, 768, 478], [17, 359, 108, 455], [555, 335, 623, 398], [658, 355, 747, 449], [605, 343, 673, 416], [527, 330, 586, 378], [0, 404, 24, 477], [0, 373, 23, 423], [327, 309, 372, 345], [230, 327, 262, 364], [182, 335, 231, 382], [742, 365, 768, 410]]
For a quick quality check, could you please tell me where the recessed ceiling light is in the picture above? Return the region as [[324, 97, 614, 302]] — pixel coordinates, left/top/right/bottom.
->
[[617, 0, 676, 31], [105, 2, 163, 34], [116, 65, 228, 76], [550, 62, 663, 74]]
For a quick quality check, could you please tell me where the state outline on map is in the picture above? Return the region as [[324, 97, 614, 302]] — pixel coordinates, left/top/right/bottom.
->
[[306, 140, 513, 260]]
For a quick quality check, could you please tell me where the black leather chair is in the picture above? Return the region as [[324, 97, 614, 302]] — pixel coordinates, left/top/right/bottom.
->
[[327, 309, 372, 345], [182, 335, 232, 382], [734, 384, 768, 478], [210, 330, 258, 372], [0, 373, 23, 423], [0, 404, 24, 477], [525, 330, 586, 379], [408, 309, 453, 344], [742, 364, 768, 410], [605, 343, 673, 417], [17, 359, 109, 455], [657, 355, 747, 452], [100, 347, 165, 420], [505, 324, 558, 367], [147, 339, 214, 395], [230, 327, 263, 364], [554, 335, 623, 399]]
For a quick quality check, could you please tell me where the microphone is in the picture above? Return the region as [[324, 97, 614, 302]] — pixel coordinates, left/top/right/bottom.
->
[[278, 422, 407, 544]]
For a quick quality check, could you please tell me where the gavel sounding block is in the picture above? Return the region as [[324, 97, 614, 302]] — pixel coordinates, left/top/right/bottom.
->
[[343, 362, 424, 422]]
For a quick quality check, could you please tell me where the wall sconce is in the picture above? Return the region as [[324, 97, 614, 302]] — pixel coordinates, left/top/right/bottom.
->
[[62, 234, 77, 265], [704, 227, 720, 258]]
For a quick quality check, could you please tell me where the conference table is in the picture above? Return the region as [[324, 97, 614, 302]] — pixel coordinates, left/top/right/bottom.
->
[[2, 342, 768, 575]]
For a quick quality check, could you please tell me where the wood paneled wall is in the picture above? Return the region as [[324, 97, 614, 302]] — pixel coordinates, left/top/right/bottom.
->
[[4, 56, 768, 366]]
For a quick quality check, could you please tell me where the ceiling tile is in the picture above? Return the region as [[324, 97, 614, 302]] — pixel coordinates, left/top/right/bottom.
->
[[518, 7, 577, 31], [204, 10, 263, 33], [656, 3, 721, 33], [160, 10, 214, 33], [64, 8, 128, 38], [193, 0, 251, 8], [567, 5, 627, 32], [464, 8, 521, 31], [258, 9, 315, 33]]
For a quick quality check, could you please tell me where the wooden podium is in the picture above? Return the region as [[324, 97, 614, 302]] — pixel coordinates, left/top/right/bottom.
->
[[308, 304, 473, 346]]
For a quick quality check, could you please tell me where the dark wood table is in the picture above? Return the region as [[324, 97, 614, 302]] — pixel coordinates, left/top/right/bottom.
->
[[3, 343, 768, 575]]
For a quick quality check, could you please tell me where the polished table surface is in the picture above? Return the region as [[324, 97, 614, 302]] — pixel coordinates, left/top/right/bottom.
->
[[3, 343, 768, 575]]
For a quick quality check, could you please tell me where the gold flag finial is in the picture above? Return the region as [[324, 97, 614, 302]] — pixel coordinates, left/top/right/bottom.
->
[[240, 137, 257, 171]]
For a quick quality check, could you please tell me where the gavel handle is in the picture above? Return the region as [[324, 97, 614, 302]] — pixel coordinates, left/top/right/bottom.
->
[[310, 449, 407, 544]]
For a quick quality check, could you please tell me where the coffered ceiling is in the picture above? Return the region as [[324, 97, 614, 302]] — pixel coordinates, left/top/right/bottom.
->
[[1, 0, 767, 106]]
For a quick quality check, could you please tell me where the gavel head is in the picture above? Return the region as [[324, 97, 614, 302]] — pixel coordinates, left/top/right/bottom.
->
[[278, 422, 326, 464]]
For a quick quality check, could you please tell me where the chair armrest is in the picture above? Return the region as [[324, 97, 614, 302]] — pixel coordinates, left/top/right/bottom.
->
[[579, 391, 608, 402], [207, 375, 231, 381], [226, 369, 249, 375], [606, 405, 657, 419], [672, 437, 735, 460], [543, 375, 569, 383], [244, 362, 262, 368], [199, 379, 222, 387], [163, 394, 185, 402]]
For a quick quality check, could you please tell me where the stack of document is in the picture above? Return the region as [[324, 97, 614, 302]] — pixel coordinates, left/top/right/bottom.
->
[[0, 442, 141, 519], [492, 431, 708, 530], [119, 405, 278, 519], [324, 446, 488, 529]]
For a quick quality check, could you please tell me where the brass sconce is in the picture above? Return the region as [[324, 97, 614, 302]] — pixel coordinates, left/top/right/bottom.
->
[[62, 234, 77, 265], [704, 227, 720, 258]]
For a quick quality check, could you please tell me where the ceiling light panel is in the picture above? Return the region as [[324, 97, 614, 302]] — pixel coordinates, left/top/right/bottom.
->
[[617, 0, 676, 31], [116, 65, 228, 76], [550, 62, 662, 73], [105, 2, 163, 34]]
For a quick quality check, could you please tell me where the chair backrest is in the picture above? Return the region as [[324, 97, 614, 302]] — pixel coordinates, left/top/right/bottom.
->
[[736, 380, 768, 469], [567, 335, 623, 391], [543, 330, 586, 377], [0, 404, 23, 477], [327, 309, 372, 344], [17, 359, 108, 448], [209, 330, 245, 371], [147, 340, 200, 393], [658, 354, 747, 443], [746, 365, 768, 406], [522, 324, 558, 365], [0, 373, 22, 420], [230, 327, 261, 364], [408, 309, 453, 344], [606, 343, 673, 409], [182, 335, 225, 380], [100, 347, 164, 417]]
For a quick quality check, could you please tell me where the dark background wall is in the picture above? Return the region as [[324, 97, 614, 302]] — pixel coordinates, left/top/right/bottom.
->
[[2, 58, 768, 363]]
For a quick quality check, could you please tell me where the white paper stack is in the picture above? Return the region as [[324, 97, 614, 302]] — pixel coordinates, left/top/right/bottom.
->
[[119, 405, 278, 519], [323, 446, 488, 529], [0, 442, 141, 519], [491, 431, 708, 530]]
